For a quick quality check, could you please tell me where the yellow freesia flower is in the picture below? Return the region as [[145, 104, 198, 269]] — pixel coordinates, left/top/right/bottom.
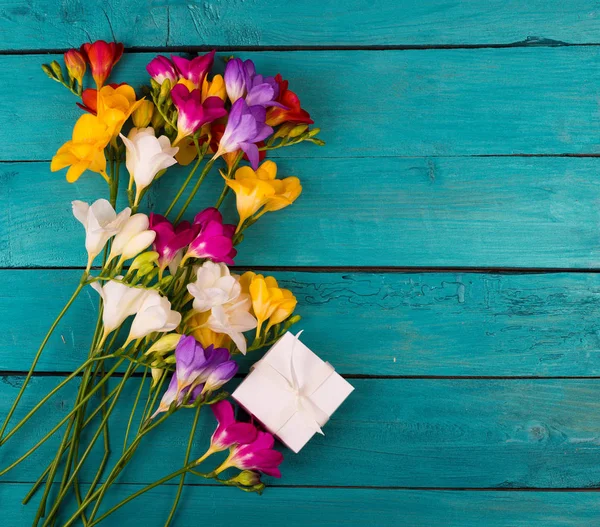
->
[[202, 74, 226, 102], [50, 113, 112, 182], [224, 160, 302, 232], [188, 311, 232, 350], [97, 84, 145, 143], [243, 272, 297, 338]]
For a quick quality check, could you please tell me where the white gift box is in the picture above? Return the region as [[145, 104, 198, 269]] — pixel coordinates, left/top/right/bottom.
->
[[232, 331, 354, 453]]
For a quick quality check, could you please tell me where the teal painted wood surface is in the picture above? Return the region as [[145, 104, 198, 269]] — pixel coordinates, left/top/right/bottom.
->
[[3, 48, 600, 161], [2, 377, 600, 488], [4, 270, 600, 376], [1, 1, 599, 49], [4, 486, 600, 527], [4, 157, 600, 268], [2, 3, 600, 526]]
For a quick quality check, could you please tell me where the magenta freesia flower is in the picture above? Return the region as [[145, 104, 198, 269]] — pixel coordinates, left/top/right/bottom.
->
[[146, 55, 178, 85], [171, 85, 227, 144], [217, 430, 284, 478], [224, 58, 283, 108], [153, 336, 237, 417], [210, 400, 257, 452], [171, 50, 215, 88], [182, 207, 237, 265], [212, 99, 273, 169], [149, 213, 198, 269]]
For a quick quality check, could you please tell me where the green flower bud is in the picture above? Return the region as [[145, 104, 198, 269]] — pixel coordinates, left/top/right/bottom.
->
[[151, 368, 165, 387], [158, 79, 172, 105], [150, 78, 161, 94], [226, 471, 265, 493], [41, 64, 57, 80], [308, 138, 326, 146], [273, 123, 295, 139], [129, 251, 159, 272], [288, 124, 309, 138], [145, 333, 182, 357], [308, 127, 321, 137], [50, 61, 64, 82]]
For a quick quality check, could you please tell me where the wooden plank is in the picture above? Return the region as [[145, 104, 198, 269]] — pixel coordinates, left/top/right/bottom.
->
[[2, 377, 600, 488], [1, 1, 599, 49], [4, 269, 600, 376], [3, 485, 600, 527], [3, 48, 600, 161], [3, 157, 600, 269]]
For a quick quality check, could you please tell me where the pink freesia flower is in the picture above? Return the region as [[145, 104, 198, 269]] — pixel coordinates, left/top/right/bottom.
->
[[149, 213, 199, 269], [171, 84, 227, 145], [217, 430, 284, 478], [171, 50, 216, 88], [210, 400, 257, 451], [146, 55, 178, 85], [182, 208, 237, 265]]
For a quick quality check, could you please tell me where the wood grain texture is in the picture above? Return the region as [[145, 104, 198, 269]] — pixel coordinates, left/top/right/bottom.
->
[[3, 485, 600, 527], [3, 157, 600, 268], [5, 270, 600, 376], [0, 1, 599, 49], [3, 48, 600, 161], [2, 377, 600, 488]]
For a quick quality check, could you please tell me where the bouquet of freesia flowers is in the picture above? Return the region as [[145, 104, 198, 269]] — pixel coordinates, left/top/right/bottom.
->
[[1, 40, 323, 526]]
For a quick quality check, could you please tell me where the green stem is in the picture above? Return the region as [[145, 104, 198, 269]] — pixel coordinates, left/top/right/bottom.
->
[[0, 280, 85, 441], [123, 367, 149, 453], [164, 404, 202, 527], [214, 183, 230, 209], [164, 140, 204, 218], [174, 158, 216, 223]]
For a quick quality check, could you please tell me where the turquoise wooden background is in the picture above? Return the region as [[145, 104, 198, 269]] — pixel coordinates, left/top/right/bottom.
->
[[2, 1, 600, 525]]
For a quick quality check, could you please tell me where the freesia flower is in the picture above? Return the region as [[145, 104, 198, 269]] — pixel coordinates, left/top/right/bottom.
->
[[90, 279, 149, 343], [153, 336, 236, 416], [266, 74, 314, 127], [212, 99, 272, 169], [126, 291, 181, 344], [51, 114, 112, 183], [224, 58, 282, 108], [120, 127, 179, 205], [243, 272, 297, 337], [64, 49, 86, 85], [171, 50, 215, 89], [201, 296, 257, 354], [208, 400, 257, 452], [189, 317, 231, 350], [202, 74, 226, 102], [80, 40, 124, 87], [149, 214, 199, 270], [215, 430, 283, 478], [224, 161, 301, 231], [182, 208, 237, 265], [71, 199, 131, 269], [76, 82, 127, 115], [171, 84, 227, 145], [132, 100, 155, 128], [187, 261, 241, 313], [96, 84, 145, 142], [107, 213, 156, 264], [146, 55, 178, 85]]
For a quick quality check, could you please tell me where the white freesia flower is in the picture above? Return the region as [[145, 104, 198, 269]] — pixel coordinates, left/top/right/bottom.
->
[[187, 261, 241, 313], [203, 295, 257, 355], [72, 199, 131, 270], [127, 291, 181, 344], [90, 278, 149, 344], [108, 213, 156, 264], [120, 127, 179, 205]]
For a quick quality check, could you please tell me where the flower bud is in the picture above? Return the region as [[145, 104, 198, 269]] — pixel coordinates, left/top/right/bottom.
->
[[151, 111, 165, 129], [288, 124, 308, 138], [273, 123, 295, 139], [50, 61, 64, 82], [129, 251, 160, 272], [227, 471, 265, 493], [308, 127, 321, 137], [64, 49, 86, 85], [151, 367, 165, 387], [150, 78, 161, 94], [145, 333, 182, 357], [136, 263, 156, 277], [132, 100, 155, 128], [158, 79, 171, 105], [41, 64, 56, 80]]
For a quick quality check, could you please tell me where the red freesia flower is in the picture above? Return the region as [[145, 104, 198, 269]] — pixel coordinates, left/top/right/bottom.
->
[[80, 40, 124, 87], [266, 74, 313, 127], [64, 49, 86, 85]]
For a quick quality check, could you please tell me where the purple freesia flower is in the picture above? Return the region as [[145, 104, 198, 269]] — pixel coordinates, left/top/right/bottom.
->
[[210, 400, 257, 451], [183, 207, 237, 265], [224, 58, 283, 108], [149, 213, 199, 269], [171, 50, 215, 88], [171, 84, 227, 144], [152, 336, 237, 417], [213, 99, 273, 169], [146, 55, 178, 85]]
